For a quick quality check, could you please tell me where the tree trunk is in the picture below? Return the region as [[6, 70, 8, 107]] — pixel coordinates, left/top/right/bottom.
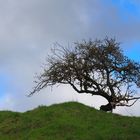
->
[[100, 103, 113, 112]]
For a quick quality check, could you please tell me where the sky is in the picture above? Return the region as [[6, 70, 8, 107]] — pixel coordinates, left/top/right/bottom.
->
[[0, 0, 140, 116]]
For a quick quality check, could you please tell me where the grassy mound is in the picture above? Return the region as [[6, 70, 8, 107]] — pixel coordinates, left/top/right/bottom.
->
[[0, 102, 140, 140]]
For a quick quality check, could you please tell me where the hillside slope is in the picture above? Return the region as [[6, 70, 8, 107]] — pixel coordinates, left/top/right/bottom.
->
[[0, 102, 140, 140]]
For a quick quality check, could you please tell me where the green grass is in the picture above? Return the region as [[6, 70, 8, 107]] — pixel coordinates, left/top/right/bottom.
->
[[0, 102, 140, 140]]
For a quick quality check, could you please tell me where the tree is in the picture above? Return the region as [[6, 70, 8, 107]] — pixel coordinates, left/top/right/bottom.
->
[[30, 38, 140, 112]]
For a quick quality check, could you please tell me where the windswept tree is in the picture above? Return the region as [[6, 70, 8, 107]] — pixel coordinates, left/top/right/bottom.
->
[[30, 38, 140, 112]]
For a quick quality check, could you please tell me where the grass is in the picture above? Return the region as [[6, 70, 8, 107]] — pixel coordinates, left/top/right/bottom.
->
[[0, 102, 140, 140]]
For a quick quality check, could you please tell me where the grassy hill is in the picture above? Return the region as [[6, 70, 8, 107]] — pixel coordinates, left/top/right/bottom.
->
[[0, 102, 140, 140]]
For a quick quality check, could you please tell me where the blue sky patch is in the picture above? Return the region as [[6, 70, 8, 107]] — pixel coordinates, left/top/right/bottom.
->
[[0, 74, 10, 97], [122, 42, 140, 62]]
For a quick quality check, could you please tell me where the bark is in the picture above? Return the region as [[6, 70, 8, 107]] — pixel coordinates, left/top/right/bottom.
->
[[100, 96, 116, 112], [100, 103, 113, 112]]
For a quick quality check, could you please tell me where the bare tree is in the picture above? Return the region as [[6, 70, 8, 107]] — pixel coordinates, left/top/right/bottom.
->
[[30, 38, 140, 112]]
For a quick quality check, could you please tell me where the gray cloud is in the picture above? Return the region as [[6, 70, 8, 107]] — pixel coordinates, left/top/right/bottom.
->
[[0, 0, 140, 115]]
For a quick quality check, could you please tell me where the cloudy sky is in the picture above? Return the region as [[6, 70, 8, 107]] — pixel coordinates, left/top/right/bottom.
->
[[0, 0, 140, 116]]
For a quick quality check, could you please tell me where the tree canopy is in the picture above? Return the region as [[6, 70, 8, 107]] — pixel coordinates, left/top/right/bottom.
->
[[30, 38, 140, 112]]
